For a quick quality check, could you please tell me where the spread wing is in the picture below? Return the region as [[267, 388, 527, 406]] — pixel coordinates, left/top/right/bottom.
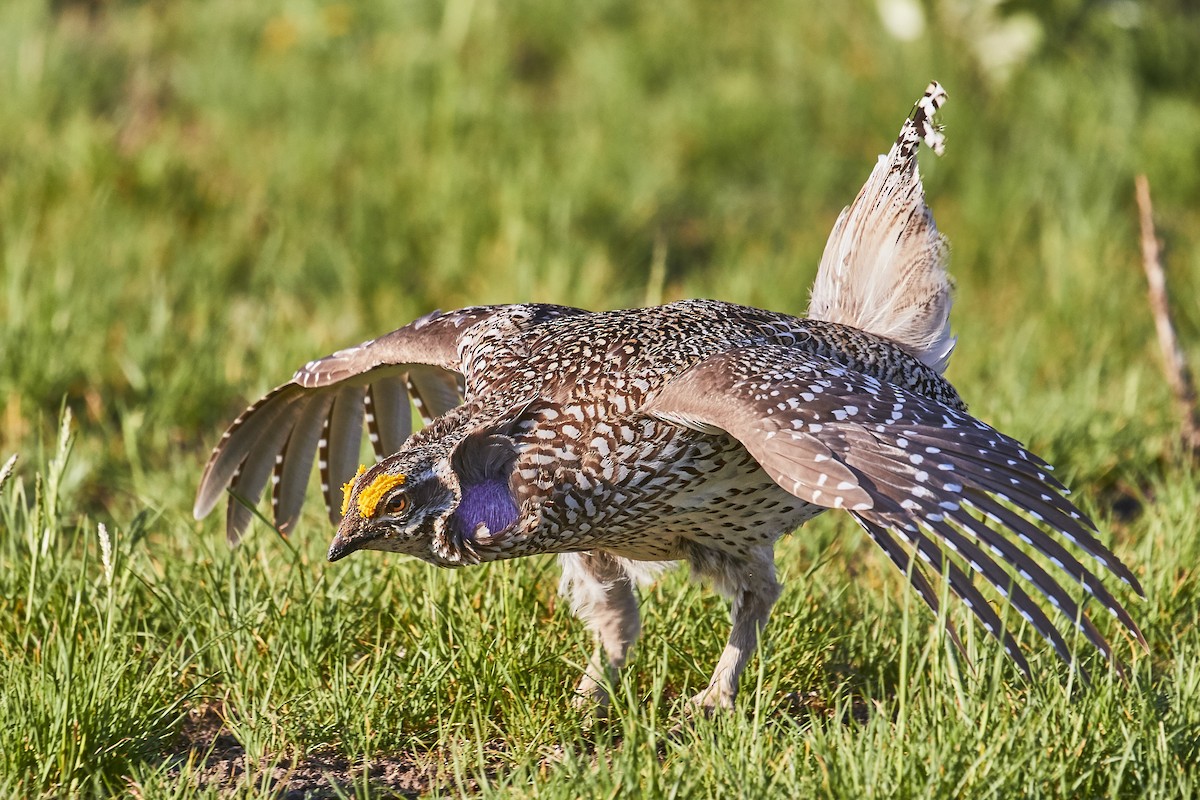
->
[[195, 307, 500, 543], [644, 344, 1145, 676]]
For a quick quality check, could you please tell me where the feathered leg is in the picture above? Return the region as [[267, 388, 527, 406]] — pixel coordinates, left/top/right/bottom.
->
[[559, 551, 642, 708], [687, 543, 782, 711]]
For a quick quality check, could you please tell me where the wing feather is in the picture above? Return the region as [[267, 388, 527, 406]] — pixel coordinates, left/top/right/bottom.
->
[[895, 519, 1032, 675], [369, 376, 413, 458], [225, 401, 301, 543], [195, 385, 302, 519], [272, 392, 334, 534], [645, 344, 1144, 672], [195, 308, 510, 540], [854, 518, 973, 669], [197, 304, 584, 541], [321, 385, 366, 523], [408, 366, 463, 425], [849, 459, 1078, 671]]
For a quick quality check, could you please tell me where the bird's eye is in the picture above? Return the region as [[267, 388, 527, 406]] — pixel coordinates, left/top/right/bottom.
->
[[385, 494, 408, 515]]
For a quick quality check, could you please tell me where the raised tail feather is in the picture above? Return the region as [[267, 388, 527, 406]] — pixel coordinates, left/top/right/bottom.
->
[[808, 81, 955, 374]]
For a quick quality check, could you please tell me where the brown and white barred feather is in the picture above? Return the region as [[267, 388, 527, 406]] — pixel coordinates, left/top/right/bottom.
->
[[808, 81, 955, 374]]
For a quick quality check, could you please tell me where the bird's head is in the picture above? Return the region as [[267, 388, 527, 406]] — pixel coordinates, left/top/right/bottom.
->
[[327, 433, 519, 566], [327, 446, 456, 563]]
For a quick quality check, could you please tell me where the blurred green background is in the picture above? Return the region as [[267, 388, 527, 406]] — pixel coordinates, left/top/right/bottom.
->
[[2, 0, 1198, 506], [2, 0, 1199, 796]]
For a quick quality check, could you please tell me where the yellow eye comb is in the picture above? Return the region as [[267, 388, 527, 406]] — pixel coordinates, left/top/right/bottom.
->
[[342, 465, 406, 518], [340, 465, 368, 517]]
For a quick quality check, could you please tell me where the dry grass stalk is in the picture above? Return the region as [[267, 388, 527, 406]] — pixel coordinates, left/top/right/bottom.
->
[[1135, 174, 1200, 455]]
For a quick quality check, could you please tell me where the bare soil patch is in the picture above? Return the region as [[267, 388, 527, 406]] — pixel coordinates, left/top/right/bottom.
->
[[169, 704, 439, 798]]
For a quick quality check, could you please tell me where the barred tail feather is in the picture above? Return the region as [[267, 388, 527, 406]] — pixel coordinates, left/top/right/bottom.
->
[[808, 81, 955, 374]]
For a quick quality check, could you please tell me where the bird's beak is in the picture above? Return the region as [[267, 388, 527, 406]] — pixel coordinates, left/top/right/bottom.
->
[[327, 520, 361, 562]]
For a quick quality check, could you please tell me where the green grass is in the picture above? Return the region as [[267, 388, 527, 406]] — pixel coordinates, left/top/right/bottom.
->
[[2, 0, 1200, 796]]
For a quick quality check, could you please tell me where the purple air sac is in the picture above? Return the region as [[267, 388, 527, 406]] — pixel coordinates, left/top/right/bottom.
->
[[450, 479, 519, 541]]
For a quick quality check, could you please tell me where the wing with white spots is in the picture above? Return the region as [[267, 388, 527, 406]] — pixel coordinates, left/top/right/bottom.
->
[[196, 307, 509, 543], [644, 344, 1145, 673]]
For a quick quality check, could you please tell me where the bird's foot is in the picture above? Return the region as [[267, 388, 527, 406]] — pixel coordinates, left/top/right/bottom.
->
[[665, 687, 735, 743], [571, 673, 612, 719], [687, 684, 736, 716]]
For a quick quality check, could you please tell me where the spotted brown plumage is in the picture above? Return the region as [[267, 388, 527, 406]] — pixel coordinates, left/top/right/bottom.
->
[[195, 83, 1144, 709]]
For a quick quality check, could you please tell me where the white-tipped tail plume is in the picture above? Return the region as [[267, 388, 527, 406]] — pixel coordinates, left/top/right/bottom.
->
[[808, 82, 955, 374]]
